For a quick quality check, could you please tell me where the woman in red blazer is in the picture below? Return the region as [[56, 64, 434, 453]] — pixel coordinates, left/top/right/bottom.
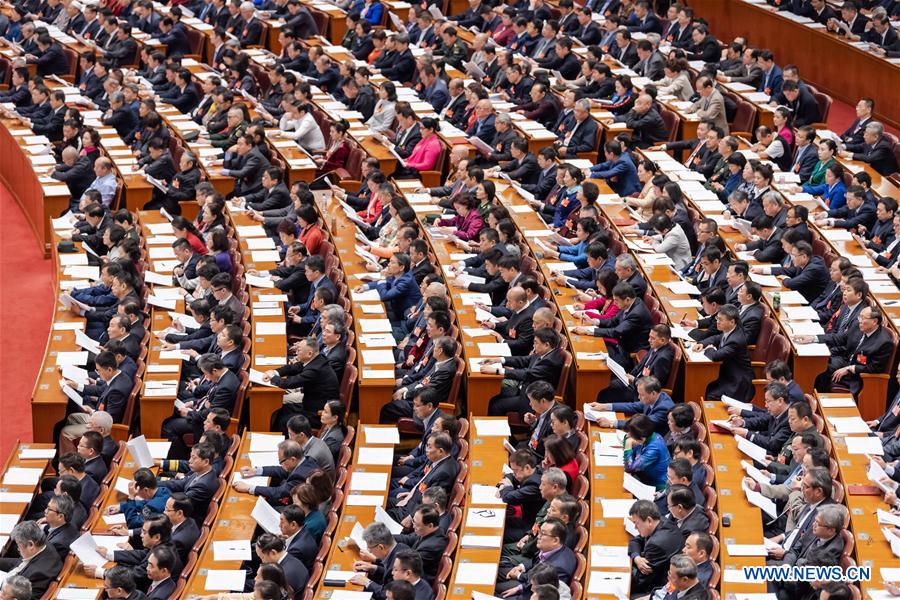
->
[[543, 434, 580, 491], [315, 120, 353, 177]]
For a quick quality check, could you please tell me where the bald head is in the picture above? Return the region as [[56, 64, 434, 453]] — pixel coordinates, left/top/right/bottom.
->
[[61, 146, 79, 165], [635, 94, 653, 113], [425, 282, 448, 299]]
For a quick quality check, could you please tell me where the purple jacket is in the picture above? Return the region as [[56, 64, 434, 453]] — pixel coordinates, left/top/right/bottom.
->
[[439, 209, 484, 241]]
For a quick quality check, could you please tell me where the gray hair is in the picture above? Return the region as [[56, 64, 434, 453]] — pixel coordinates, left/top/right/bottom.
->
[[575, 98, 592, 112], [616, 254, 637, 272], [806, 466, 833, 497], [90, 410, 114, 434], [1, 576, 31, 600], [322, 304, 346, 326], [362, 522, 395, 547], [670, 554, 698, 578], [10, 521, 46, 547], [646, 33, 661, 47], [227, 107, 244, 118], [817, 504, 847, 531], [240, 1, 254, 9], [865, 121, 884, 137], [51, 494, 76, 522], [277, 439, 303, 460], [109, 91, 124, 106], [762, 192, 783, 208], [541, 467, 568, 489], [496, 113, 512, 125]]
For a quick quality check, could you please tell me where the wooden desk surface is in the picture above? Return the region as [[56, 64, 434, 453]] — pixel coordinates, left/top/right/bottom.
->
[[816, 393, 894, 591], [0, 442, 56, 540], [183, 431, 259, 597], [700, 401, 769, 596], [444, 416, 508, 598], [314, 424, 396, 598]]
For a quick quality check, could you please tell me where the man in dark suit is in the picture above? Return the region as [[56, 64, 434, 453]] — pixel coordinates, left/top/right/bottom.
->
[[497, 450, 545, 544], [868, 370, 900, 434], [161, 353, 238, 444], [163, 69, 200, 114], [394, 506, 448, 583], [250, 533, 309, 593], [145, 546, 178, 599], [813, 306, 895, 395], [381, 36, 416, 83], [743, 214, 785, 264], [156, 17, 190, 57], [657, 554, 710, 600], [767, 467, 835, 561], [662, 484, 710, 540], [598, 325, 675, 404], [163, 494, 201, 561], [557, 100, 598, 159], [768, 241, 829, 303], [105, 24, 139, 68], [0, 67, 32, 107], [521, 148, 559, 200], [392, 109, 422, 159], [840, 98, 874, 149], [159, 442, 219, 519], [267, 336, 340, 430], [737, 282, 765, 345], [781, 81, 821, 127], [390, 389, 446, 477], [235, 166, 290, 211], [822, 185, 876, 231], [573, 282, 651, 370], [349, 523, 411, 596], [696, 305, 754, 401], [0, 522, 63, 599], [614, 93, 668, 149], [391, 338, 457, 415], [841, 121, 899, 176], [234, 439, 320, 504], [103, 92, 140, 138], [729, 382, 793, 454], [25, 34, 69, 76], [485, 331, 565, 416], [790, 127, 819, 183], [497, 138, 540, 185], [495, 518, 577, 598], [29, 89, 66, 141], [42, 495, 79, 558], [77, 430, 109, 484], [222, 134, 271, 197], [86, 516, 182, 591], [280, 504, 318, 570], [627, 500, 685, 595], [388, 433, 458, 520]]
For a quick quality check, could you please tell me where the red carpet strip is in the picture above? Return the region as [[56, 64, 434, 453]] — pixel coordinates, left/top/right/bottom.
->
[[0, 184, 53, 457]]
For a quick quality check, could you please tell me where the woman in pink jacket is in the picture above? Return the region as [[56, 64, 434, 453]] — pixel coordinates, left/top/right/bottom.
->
[[394, 117, 443, 179], [437, 194, 485, 242], [572, 269, 621, 347]]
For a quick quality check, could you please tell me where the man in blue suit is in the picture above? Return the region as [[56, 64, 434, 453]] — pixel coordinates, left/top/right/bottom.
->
[[420, 65, 448, 112], [588, 140, 641, 196], [357, 253, 423, 325], [233, 439, 320, 504], [590, 375, 674, 434], [757, 49, 783, 100]]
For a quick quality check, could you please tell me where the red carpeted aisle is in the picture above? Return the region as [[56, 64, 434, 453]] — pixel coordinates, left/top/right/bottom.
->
[[0, 184, 53, 458]]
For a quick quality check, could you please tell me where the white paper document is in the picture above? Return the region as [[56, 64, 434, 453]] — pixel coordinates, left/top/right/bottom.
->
[[454, 563, 499, 585], [213, 539, 252, 561], [461, 534, 503, 549], [363, 426, 400, 445], [350, 472, 389, 492], [126, 436, 155, 469], [358, 447, 395, 466], [473, 419, 511, 437], [204, 570, 246, 591], [471, 484, 505, 506], [600, 498, 635, 518], [2, 468, 43, 486], [828, 416, 870, 434], [251, 496, 282, 535], [623, 473, 656, 501], [844, 436, 884, 455], [465, 507, 505, 528]]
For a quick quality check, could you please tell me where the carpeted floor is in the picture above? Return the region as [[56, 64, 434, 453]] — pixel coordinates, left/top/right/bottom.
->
[[0, 184, 54, 459]]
